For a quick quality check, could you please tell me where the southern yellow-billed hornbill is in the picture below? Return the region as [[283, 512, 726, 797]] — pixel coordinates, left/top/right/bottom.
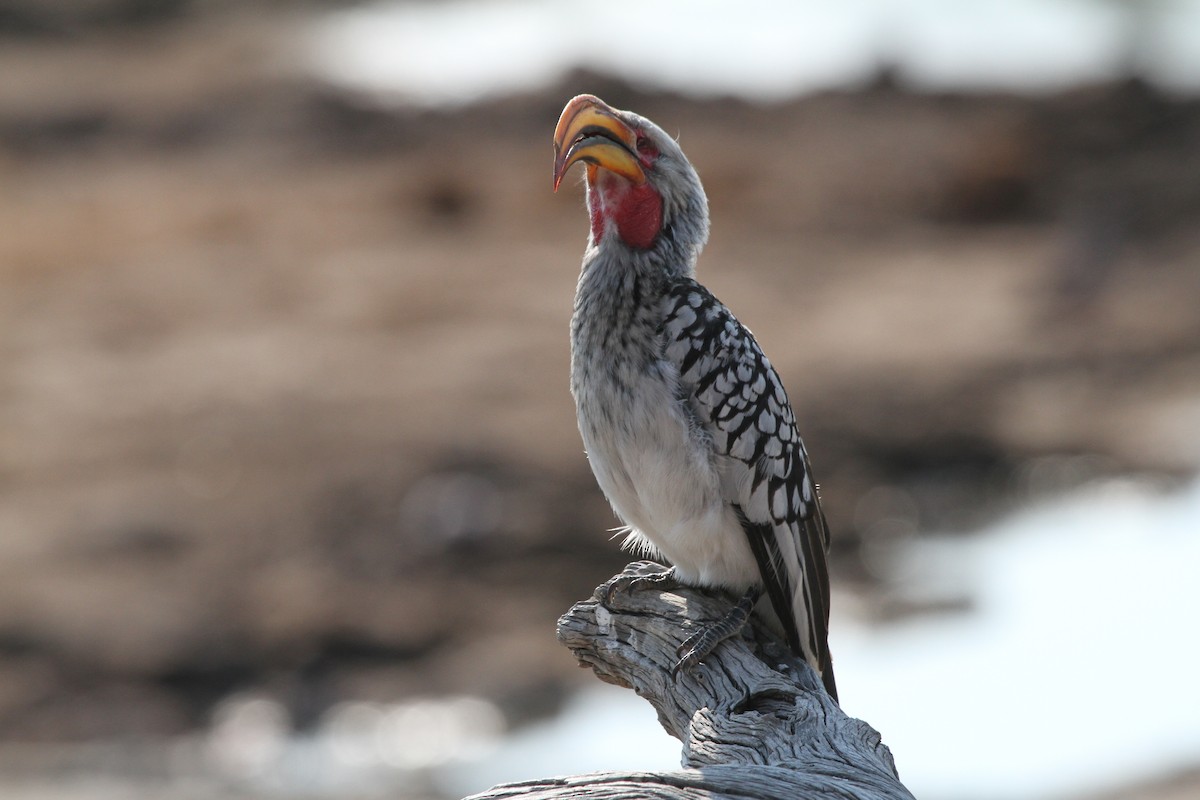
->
[[553, 95, 838, 701]]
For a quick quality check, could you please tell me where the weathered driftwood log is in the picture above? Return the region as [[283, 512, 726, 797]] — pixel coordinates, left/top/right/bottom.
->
[[466, 561, 914, 800]]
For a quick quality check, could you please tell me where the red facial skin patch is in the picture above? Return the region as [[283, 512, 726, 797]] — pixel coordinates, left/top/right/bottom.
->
[[588, 170, 663, 251]]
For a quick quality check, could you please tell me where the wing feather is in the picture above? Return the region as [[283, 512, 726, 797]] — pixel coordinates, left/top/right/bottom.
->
[[662, 280, 837, 701]]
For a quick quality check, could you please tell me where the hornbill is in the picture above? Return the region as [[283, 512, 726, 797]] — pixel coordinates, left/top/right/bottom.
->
[[553, 94, 838, 701]]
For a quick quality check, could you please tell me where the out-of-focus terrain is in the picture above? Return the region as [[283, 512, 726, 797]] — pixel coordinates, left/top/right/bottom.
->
[[0, 1, 1199, 794]]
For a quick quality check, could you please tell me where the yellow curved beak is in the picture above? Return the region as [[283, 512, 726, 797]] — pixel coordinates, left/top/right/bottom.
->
[[552, 94, 646, 191]]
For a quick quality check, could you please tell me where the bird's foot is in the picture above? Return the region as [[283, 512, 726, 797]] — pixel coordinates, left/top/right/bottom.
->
[[672, 586, 761, 677], [600, 562, 677, 607]]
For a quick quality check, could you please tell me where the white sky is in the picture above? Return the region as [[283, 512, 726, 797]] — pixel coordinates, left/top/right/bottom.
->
[[307, 0, 1200, 105]]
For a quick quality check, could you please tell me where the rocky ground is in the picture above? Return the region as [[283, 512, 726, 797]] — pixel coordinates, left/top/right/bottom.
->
[[0, 3, 1199, 795]]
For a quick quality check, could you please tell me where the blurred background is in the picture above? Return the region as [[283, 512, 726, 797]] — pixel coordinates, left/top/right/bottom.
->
[[1, 0, 1199, 798]]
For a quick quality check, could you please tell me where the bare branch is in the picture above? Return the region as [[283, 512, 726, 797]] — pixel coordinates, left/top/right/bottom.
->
[[466, 561, 914, 800]]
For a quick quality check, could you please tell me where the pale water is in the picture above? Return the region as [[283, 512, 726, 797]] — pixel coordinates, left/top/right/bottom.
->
[[437, 475, 1200, 799], [185, 474, 1200, 800]]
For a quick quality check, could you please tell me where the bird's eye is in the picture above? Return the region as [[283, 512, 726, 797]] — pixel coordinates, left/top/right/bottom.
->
[[636, 136, 654, 153]]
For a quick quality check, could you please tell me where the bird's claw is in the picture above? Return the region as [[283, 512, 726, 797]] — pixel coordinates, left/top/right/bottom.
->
[[670, 625, 722, 677], [600, 565, 677, 607], [671, 631, 710, 677], [668, 586, 761, 679]]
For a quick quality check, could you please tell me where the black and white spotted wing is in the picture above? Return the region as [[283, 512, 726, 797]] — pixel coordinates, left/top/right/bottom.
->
[[661, 279, 837, 701]]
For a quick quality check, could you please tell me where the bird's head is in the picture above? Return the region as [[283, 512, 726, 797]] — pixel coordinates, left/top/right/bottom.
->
[[553, 94, 709, 269]]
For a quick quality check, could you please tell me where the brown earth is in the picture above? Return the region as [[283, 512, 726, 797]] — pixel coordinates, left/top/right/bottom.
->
[[0, 5, 1198, 749]]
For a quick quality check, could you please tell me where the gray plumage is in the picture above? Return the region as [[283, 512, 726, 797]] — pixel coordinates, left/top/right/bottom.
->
[[559, 97, 837, 700]]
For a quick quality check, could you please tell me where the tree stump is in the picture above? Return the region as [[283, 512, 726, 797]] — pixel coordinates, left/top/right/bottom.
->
[[465, 561, 915, 800]]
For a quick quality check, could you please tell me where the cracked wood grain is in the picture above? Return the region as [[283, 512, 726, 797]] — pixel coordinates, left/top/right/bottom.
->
[[464, 561, 915, 800]]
